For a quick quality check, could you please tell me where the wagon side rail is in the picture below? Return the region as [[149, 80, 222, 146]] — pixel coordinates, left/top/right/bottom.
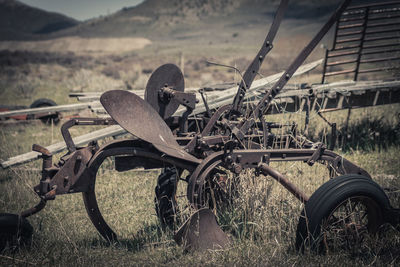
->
[[321, 1, 400, 83]]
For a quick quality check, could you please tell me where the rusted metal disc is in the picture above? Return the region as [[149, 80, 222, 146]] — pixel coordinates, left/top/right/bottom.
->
[[100, 90, 199, 163], [145, 64, 184, 119]]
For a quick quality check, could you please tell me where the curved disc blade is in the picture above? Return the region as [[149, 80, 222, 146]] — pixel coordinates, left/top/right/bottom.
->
[[145, 64, 184, 119], [174, 208, 230, 251], [100, 90, 199, 163]]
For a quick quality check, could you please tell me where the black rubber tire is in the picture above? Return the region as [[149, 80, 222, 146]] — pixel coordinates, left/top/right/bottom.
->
[[295, 174, 391, 253], [154, 167, 179, 230], [27, 98, 60, 124], [0, 213, 33, 252], [154, 166, 237, 231], [30, 98, 57, 108]]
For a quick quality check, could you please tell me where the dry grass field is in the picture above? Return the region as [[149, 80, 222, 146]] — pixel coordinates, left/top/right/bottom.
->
[[1, 1, 400, 264], [0, 37, 152, 55], [0, 102, 399, 266]]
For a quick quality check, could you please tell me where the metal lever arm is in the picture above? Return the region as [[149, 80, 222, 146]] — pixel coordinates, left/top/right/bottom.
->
[[61, 118, 117, 153], [230, 0, 289, 115]]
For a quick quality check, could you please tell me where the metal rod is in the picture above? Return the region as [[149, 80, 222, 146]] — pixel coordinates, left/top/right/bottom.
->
[[366, 27, 400, 35], [341, 13, 400, 23], [354, 6, 369, 81], [338, 21, 400, 30], [321, 48, 329, 84], [328, 50, 359, 58], [259, 163, 309, 202], [367, 21, 400, 29], [322, 17, 340, 84], [360, 56, 400, 64], [338, 22, 363, 30], [337, 30, 363, 37], [326, 65, 400, 77], [336, 36, 362, 44], [326, 58, 357, 66], [335, 41, 400, 51], [326, 55, 400, 67], [358, 66, 400, 73], [364, 42, 400, 49], [368, 14, 400, 21], [324, 68, 356, 77], [332, 18, 340, 50], [335, 43, 361, 51], [364, 35, 400, 42], [340, 16, 366, 23], [346, 1, 400, 11], [362, 47, 400, 56]]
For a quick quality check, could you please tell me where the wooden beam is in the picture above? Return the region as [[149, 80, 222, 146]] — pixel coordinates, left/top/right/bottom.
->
[[1, 125, 125, 168], [0, 102, 99, 118]]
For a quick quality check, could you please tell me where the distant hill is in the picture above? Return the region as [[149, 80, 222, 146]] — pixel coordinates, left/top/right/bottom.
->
[[0, 0, 79, 40], [0, 0, 377, 43], [54, 0, 344, 40], [53, 0, 240, 39]]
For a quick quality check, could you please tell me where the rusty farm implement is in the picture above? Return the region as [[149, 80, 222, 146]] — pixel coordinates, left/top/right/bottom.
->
[[1, 0, 399, 253]]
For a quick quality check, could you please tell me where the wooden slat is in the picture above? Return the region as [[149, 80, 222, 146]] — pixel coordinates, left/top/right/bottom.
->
[[0, 102, 98, 118], [0, 125, 126, 168]]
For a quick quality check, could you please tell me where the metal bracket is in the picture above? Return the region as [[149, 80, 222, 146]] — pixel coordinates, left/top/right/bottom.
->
[[160, 86, 197, 110], [61, 117, 117, 153], [307, 143, 325, 166]]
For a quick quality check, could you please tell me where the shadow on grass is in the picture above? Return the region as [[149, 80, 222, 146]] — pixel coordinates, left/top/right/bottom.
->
[[0, 174, 13, 184], [310, 116, 400, 152], [79, 223, 175, 253]]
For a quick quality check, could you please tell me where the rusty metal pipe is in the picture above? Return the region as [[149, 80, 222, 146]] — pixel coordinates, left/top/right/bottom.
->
[[259, 163, 309, 202], [20, 198, 47, 218]]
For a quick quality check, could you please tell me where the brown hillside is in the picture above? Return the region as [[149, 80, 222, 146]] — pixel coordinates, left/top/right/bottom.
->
[[54, 0, 351, 40], [0, 0, 78, 40]]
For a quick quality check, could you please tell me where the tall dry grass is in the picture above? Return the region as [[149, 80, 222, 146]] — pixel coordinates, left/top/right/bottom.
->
[[0, 104, 399, 266]]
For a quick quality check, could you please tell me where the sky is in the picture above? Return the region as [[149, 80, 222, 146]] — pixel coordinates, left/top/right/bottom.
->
[[18, 0, 144, 21]]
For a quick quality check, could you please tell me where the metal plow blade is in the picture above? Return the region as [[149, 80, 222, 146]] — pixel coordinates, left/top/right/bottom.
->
[[174, 209, 230, 251], [100, 90, 199, 163]]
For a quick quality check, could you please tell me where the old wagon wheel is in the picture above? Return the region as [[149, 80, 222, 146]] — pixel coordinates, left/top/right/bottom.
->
[[295, 174, 391, 254], [27, 98, 60, 124]]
